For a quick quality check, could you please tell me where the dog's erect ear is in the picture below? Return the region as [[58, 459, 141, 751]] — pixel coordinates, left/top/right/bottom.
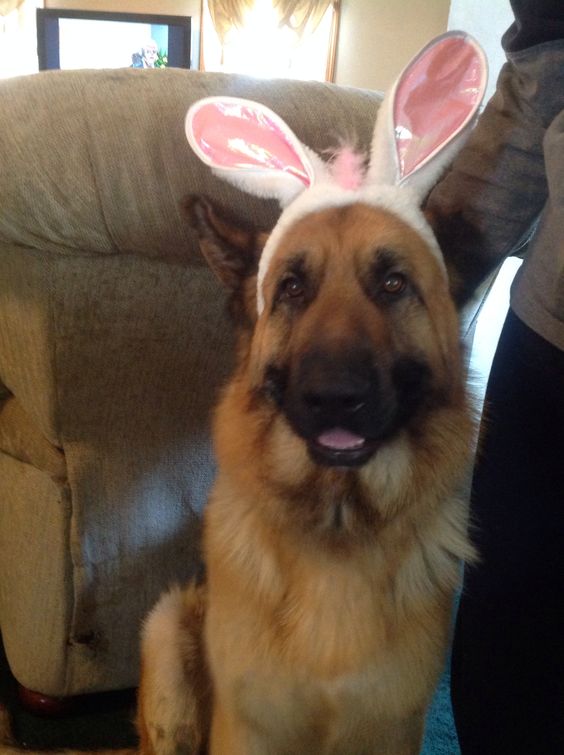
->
[[185, 195, 266, 290], [367, 31, 487, 201], [184, 196, 268, 326]]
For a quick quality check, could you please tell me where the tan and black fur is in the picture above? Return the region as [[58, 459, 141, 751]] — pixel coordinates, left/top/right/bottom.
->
[[137, 195, 476, 755]]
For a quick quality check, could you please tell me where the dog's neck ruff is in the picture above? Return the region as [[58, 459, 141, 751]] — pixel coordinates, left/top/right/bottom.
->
[[256, 183, 445, 315]]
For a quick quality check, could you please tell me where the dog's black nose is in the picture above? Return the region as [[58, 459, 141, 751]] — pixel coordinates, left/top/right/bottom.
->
[[297, 348, 376, 422], [303, 382, 369, 416]]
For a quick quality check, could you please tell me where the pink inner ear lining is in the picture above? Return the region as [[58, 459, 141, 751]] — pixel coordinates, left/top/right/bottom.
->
[[394, 36, 485, 178], [190, 101, 311, 186]]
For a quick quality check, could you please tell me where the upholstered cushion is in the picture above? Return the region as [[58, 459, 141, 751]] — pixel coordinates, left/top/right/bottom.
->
[[0, 396, 66, 481], [0, 69, 379, 259], [0, 68, 382, 695]]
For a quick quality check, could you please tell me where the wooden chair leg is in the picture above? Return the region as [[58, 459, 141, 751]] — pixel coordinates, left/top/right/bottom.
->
[[17, 684, 74, 716]]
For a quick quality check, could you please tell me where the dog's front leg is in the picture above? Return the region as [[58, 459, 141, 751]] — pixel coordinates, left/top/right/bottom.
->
[[138, 585, 211, 755], [208, 675, 335, 755], [210, 703, 317, 755], [209, 702, 251, 755]]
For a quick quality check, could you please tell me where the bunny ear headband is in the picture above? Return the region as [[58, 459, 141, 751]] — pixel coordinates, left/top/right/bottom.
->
[[186, 31, 488, 313]]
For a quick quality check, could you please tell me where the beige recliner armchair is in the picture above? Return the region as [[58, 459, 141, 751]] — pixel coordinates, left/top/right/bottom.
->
[[0, 67, 381, 699]]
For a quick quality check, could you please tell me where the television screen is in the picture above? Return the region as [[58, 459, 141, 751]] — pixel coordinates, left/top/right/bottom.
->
[[37, 9, 191, 71]]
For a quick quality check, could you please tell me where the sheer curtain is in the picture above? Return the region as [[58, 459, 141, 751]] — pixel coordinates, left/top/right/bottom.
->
[[202, 0, 338, 81], [0, 0, 43, 79], [0, 0, 23, 14], [206, 0, 255, 43], [274, 0, 333, 37]]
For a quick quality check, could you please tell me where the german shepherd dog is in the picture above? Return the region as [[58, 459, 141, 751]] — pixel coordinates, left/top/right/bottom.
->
[[137, 187, 476, 755]]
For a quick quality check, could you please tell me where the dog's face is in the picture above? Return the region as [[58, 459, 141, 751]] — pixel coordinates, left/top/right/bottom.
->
[[188, 196, 463, 473]]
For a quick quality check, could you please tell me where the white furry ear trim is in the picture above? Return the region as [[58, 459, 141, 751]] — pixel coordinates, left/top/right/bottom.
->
[[368, 31, 488, 199], [185, 96, 316, 206]]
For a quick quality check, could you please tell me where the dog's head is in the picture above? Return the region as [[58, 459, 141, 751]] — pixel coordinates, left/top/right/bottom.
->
[[188, 193, 461, 470], [184, 32, 486, 474]]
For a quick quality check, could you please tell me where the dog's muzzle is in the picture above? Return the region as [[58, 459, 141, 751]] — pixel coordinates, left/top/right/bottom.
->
[[270, 347, 390, 467], [265, 345, 433, 468]]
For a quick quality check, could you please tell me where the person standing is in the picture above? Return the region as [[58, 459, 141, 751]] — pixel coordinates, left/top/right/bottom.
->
[[426, 1, 564, 752]]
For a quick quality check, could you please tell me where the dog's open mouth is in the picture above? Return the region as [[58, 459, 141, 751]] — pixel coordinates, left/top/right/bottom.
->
[[309, 427, 380, 467]]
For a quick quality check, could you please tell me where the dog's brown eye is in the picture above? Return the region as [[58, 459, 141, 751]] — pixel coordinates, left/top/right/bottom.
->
[[280, 274, 305, 300], [383, 273, 406, 295]]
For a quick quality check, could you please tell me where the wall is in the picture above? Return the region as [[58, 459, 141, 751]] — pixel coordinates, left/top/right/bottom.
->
[[448, 0, 513, 102], [335, 0, 450, 92], [44, 0, 201, 68]]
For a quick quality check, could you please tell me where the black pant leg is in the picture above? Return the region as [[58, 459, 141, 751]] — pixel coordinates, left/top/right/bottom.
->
[[451, 309, 564, 755]]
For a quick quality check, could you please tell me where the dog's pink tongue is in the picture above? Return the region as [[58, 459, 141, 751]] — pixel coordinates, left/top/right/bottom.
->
[[316, 428, 365, 450]]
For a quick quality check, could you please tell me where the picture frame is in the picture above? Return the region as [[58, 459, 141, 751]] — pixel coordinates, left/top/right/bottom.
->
[[36, 9, 191, 71]]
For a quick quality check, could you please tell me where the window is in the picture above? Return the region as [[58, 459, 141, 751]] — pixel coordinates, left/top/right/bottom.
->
[[201, 0, 339, 82], [0, 0, 43, 79]]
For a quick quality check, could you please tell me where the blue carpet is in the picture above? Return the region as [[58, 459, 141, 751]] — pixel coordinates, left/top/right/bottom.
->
[[422, 661, 460, 754]]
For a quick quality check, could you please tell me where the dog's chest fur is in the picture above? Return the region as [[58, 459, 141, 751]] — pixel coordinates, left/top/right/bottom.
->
[[204, 468, 457, 752]]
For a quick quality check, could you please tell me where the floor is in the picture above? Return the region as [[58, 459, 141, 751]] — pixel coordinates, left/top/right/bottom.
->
[[0, 639, 137, 750], [468, 257, 522, 407]]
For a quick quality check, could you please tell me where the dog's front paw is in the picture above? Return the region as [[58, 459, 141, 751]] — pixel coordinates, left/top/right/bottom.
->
[[138, 584, 210, 755]]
